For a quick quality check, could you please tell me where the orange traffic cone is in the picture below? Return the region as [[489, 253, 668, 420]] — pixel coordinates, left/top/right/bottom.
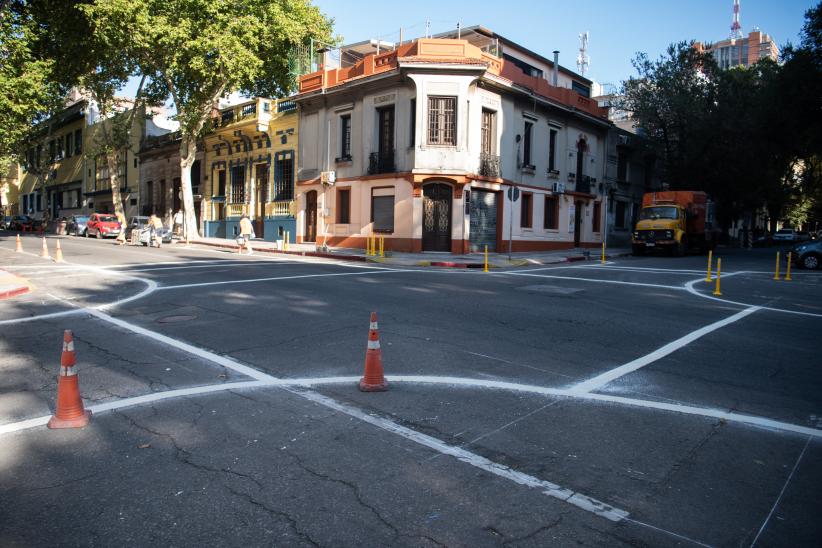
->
[[47, 330, 92, 429], [53, 240, 64, 263], [15, 234, 23, 252], [359, 312, 388, 392], [40, 236, 50, 259]]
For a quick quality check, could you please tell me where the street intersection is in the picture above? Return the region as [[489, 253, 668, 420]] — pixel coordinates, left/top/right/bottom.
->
[[1, 232, 821, 547]]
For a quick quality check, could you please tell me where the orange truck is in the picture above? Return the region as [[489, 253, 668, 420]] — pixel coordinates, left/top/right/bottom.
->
[[631, 191, 719, 256]]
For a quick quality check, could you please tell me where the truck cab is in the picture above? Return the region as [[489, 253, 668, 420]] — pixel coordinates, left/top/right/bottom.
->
[[632, 191, 716, 256]]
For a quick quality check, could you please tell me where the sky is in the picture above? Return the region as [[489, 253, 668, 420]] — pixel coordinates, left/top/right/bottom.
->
[[119, 0, 817, 99], [314, 0, 817, 87]]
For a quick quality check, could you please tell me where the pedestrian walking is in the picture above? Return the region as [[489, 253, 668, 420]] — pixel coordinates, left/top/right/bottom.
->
[[115, 212, 127, 245], [149, 213, 164, 248], [173, 209, 184, 238], [239, 214, 254, 255]]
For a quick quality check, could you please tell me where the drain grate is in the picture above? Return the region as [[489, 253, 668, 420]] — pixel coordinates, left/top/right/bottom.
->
[[156, 314, 197, 324]]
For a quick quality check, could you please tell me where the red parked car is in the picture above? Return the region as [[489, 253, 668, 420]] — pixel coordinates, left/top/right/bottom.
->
[[85, 213, 122, 239]]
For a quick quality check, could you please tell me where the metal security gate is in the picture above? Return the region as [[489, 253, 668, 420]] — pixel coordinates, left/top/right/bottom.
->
[[422, 183, 452, 251], [469, 189, 497, 252]]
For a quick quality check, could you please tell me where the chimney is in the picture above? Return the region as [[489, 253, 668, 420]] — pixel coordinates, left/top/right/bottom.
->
[[552, 51, 559, 86]]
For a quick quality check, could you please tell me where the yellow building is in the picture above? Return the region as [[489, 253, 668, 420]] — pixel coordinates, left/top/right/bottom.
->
[[1, 162, 21, 215], [202, 97, 298, 242], [18, 100, 88, 220]]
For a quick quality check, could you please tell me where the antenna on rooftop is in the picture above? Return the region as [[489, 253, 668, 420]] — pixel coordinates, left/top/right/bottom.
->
[[577, 32, 589, 77], [730, 0, 743, 40]]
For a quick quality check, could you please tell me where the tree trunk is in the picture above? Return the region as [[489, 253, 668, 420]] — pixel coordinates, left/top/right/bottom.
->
[[106, 151, 126, 220], [179, 134, 199, 239]]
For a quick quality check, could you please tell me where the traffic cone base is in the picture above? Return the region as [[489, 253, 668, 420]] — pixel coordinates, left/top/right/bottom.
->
[[359, 312, 388, 392]]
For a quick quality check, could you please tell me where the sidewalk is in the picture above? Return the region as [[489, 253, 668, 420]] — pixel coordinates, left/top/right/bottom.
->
[[0, 269, 31, 299], [184, 236, 631, 268]]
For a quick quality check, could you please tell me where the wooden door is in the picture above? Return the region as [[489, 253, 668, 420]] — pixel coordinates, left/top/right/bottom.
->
[[574, 200, 583, 247], [305, 190, 317, 243], [255, 164, 268, 238]]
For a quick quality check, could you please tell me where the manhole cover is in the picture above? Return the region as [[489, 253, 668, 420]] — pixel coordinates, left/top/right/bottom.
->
[[156, 314, 197, 324], [518, 285, 583, 295]]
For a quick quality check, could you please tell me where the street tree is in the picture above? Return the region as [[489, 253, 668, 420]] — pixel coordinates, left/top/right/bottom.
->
[[84, 0, 334, 238]]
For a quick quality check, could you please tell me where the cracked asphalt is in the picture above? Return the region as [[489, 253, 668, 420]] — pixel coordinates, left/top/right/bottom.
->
[[1, 232, 821, 547]]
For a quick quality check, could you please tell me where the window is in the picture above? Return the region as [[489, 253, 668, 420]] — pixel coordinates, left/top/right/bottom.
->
[[615, 201, 627, 229], [337, 188, 351, 224], [481, 109, 496, 154], [522, 121, 533, 168], [520, 192, 533, 228], [548, 128, 558, 172], [36, 193, 42, 212], [544, 196, 558, 229], [263, 101, 270, 113], [593, 201, 602, 232], [56, 136, 64, 160], [49, 140, 56, 161], [230, 166, 245, 203], [409, 98, 416, 147], [74, 129, 82, 155], [571, 81, 590, 98], [617, 150, 629, 182], [339, 115, 351, 160], [371, 188, 394, 232], [427, 96, 456, 146], [65, 133, 73, 158], [274, 151, 294, 201]]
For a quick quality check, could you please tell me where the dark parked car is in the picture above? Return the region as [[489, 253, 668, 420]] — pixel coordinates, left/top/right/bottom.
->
[[9, 215, 35, 231], [1, 215, 12, 229], [791, 239, 822, 270], [66, 215, 89, 236]]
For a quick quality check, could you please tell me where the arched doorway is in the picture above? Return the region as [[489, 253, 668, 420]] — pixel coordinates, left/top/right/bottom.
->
[[422, 183, 452, 252], [304, 190, 317, 242]]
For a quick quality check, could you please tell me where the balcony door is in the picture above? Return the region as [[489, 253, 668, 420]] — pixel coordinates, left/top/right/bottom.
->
[[422, 183, 452, 252], [304, 190, 317, 243], [255, 163, 268, 238], [377, 106, 394, 170]]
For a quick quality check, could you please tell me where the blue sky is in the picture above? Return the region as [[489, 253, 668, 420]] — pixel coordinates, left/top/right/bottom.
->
[[120, 0, 816, 99], [315, 0, 817, 87]]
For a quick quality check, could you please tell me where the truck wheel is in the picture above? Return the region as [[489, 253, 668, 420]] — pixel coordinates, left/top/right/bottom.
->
[[676, 238, 687, 257], [632, 245, 645, 256]]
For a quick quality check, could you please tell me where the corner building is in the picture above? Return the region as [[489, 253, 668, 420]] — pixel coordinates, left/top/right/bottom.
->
[[294, 27, 611, 252]]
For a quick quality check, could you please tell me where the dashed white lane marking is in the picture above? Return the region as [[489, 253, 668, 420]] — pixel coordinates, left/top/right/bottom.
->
[[503, 270, 686, 290], [288, 387, 629, 522], [154, 268, 409, 290], [573, 265, 708, 275], [568, 306, 762, 395], [684, 277, 822, 318]]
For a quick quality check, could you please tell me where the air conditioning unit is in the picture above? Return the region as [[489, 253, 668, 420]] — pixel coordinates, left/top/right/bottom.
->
[[320, 170, 336, 185], [618, 134, 630, 146], [552, 182, 566, 194]]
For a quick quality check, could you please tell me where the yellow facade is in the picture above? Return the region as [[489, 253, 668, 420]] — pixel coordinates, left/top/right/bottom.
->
[[1, 162, 21, 215], [202, 98, 298, 241]]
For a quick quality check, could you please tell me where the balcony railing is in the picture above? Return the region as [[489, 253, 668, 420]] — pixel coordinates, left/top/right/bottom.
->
[[368, 151, 395, 175], [265, 200, 295, 217], [276, 99, 296, 113], [575, 175, 593, 194], [478, 153, 500, 178], [225, 203, 249, 218]]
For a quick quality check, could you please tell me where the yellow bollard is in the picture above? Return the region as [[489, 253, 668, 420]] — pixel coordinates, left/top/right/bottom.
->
[[601, 242, 606, 264], [379, 235, 384, 257], [705, 249, 713, 282], [713, 258, 723, 296], [785, 252, 792, 281], [773, 251, 781, 280], [484, 245, 489, 272]]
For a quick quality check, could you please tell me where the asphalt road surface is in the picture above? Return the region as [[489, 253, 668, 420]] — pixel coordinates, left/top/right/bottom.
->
[[1, 231, 821, 547]]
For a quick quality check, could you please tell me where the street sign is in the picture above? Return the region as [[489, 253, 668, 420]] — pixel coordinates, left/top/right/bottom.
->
[[506, 187, 520, 201]]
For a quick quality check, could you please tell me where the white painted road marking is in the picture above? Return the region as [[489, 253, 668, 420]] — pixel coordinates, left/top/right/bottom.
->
[[154, 268, 408, 291], [685, 277, 822, 318], [568, 306, 762, 395], [503, 270, 686, 290]]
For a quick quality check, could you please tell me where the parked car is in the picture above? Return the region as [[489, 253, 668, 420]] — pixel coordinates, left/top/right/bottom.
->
[[791, 239, 822, 270], [795, 231, 811, 242], [66, 215, 89, 236], [85, 213, 121, 239], [124, 216, 172, 245], [772, 228, 798, 243], [1, 215, 12, 229], [9, 215, 35, 231]]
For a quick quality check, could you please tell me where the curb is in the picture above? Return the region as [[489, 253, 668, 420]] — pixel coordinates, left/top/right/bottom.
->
[[0, 285, 30, 300]]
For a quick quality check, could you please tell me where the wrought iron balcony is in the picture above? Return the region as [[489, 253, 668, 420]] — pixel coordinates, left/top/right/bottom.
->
[[479, 153, 500, 178], [368, 151, 395, 175], [575, 175, 592, 194]]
